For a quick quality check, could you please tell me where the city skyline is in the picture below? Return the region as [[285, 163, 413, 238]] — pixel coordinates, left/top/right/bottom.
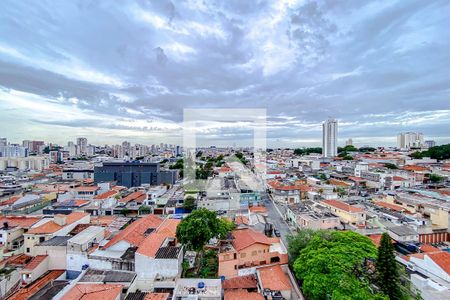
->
[[1, 1, 450, 146]]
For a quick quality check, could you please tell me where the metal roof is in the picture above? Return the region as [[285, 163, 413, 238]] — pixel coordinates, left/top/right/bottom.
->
[[37, 236, 72, 247]]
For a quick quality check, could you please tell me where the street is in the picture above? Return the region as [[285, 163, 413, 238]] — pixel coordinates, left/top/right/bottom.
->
[[261, 191, 294, 247]]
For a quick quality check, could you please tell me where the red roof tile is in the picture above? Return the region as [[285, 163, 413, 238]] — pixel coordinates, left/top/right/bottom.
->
[[224, 289, 264, 300], [0, 216, 41, 228], [223, 274, 258, 289], [94, 190, 118, 200], [258, 265, 292, 291], [61, 283, 123, 300], [428, 251, 450, 275], [103, 214, 163, 249], [322, 200, 364, 213], [23, 255, 47, 271], [8, 270, 64, 300], [232, 228, 272, 251], [145, 293, 170, 300], [120, 191, 146, 204]]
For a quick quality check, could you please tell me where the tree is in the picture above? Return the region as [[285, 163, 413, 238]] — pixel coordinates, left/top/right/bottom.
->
[[138, 206, 151, 215], [384, 163, 398, 169], [292, 231, 384, 300], [287, 229, 330, 264], [376, 233, 403, 300], [429, 174, 444, 183], [176, 208, 234, 251], [294, 147, 322, 156], [183, 196, 196, 211]]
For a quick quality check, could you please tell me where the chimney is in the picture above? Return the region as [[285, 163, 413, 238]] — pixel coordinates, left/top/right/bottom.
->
[[54, 214, 67, 226]]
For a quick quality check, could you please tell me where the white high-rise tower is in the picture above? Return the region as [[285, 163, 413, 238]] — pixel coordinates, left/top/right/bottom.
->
[[322, 118, 338, 157]]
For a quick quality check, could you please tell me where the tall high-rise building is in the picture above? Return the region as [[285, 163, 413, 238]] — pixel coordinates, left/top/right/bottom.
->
[[424, 140, 436, 148], [76, 137, 88, 154], [322, 118, 338, 158], [345, 138, 353, 146], [0, 138, 7, 146], [397, 132, 424, 149]]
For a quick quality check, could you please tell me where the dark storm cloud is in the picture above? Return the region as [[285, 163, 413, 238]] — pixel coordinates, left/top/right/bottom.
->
[[0, 0, 449, 146]]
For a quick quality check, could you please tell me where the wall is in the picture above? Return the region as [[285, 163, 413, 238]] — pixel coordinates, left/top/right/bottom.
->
[[34, 246, 67, 270]]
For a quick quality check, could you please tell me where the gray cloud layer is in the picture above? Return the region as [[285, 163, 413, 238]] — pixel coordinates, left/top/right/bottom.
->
[[0, 0, 449, 146]]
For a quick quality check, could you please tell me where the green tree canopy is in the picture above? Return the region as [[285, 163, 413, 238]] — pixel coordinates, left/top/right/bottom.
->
[[176, 208, 234, 251], [376, 233, 403, 300], [294, 147, 322, 156], [183, 196, 196, 211], [429, 173, 444, 183], [408, 143, 450, 160], [384, 163, 398, 169], [293, 230, 384, 300]]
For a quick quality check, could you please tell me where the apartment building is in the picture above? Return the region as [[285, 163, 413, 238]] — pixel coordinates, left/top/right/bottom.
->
[[321, 200, 366, 226]]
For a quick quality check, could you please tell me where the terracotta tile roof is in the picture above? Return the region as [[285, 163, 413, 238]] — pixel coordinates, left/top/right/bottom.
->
[[223, 274, 258, 289], [94, 190, 118, 200], [224, 289, 264, 300], [258, 265, 292, 291], [235, 216, 249, 226], [402, 165, 428, 172], [90, 216, 117, 227], [61, 283, 123, 300], [348, 176, 365, 182], [0, 216, 41, 228], [7, 270, 64, 300], [23, 255, 47, 271], [0, 196, 21, 206], [70, 223, 92, 235], [120, 191, 146, 204], [27, 212, 89, 234], [393, 176, 407, 181], [112, 185, 127, 191], [75, 186, 100, 192], [136, 218, 180, 257], [373, 201, 405, 212], [322, 200, 364, 213], [137, 233, 170, 258], [145, 293, 170, 300], [103, 214, 163, 249], [367, 234, 395, 247], [329, 179, 351, 187], [0, 254, 32, 268], [420, 244, 440, 253], [26, 221, 62, 234], [249, 206, 267, 213], [232, 228, 272, 251], [156, 219, 179, 237], [428, 251, 450, 275]]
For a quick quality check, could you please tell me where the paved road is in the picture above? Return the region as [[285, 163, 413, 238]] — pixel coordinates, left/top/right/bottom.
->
[[261, 192, 293, 246]]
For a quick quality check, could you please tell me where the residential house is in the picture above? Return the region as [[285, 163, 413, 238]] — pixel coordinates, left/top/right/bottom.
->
[[219, 228, 288, 278], [0, 216, 40, 252], [34, 236, 71, 270], [134, 218, 182, 291], [257, 265, 293, 300], [321, 200, 366, 226], [66, 226, 105, 278], [23, 212, 90, 255], [89, 214, 163, 271]]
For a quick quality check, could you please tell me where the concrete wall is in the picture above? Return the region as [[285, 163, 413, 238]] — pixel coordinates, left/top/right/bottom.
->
[[34, 246, 67, 270]]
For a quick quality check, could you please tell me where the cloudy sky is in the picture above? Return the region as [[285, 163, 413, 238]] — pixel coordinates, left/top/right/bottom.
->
[[1, 0, 450, 147]]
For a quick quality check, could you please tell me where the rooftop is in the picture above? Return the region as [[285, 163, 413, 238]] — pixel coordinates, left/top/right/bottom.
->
[[79, 268, 136, 283], [37, 236, 72, 247], [258, 265, 292, 291], [61, 283, 123, 300]]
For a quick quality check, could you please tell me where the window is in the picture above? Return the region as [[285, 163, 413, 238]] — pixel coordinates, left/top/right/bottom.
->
[[240, 253, 246, 258], [251, 251, 257, 256], [26, 248, 30, 253]]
